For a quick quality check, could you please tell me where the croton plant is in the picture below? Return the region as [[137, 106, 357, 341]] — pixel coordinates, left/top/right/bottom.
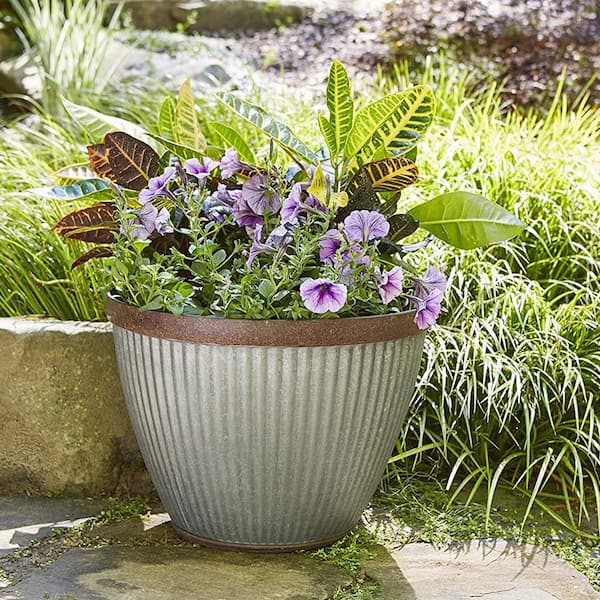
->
[[41, 61, 524, 326]]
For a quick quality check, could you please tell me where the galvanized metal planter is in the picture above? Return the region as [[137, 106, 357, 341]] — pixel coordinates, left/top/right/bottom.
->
[[107, 295, 425, 552]]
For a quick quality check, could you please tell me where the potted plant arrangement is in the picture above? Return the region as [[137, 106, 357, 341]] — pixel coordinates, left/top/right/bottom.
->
[[48, 61, 524, 551]]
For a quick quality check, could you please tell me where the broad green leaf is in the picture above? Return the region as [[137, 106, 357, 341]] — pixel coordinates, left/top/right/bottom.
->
[[150, 135, 204, 161], [344, 86, 434, 164], [408, 191, 525, 249], [325, 59, 353, 158], [62, 98, 159, 150], [307, 163, 328, 206], [218, 92, 317, 165], [32, 178, 114, 201], [318, 115, 336, 161], [207, 121, 257, 164], [175, 78, 207, 152], [158, 96, 177, 138], [53, 164, 95, 184]]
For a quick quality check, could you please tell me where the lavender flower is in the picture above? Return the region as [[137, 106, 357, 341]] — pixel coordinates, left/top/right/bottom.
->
[[184, 157, 219, 181], [412, 288, 444, 329], [204, 184, 239, 222], [318, 229, 343, 263], [242, 174, 280, 215], [377, 266, 404, 304], [281, 183, 303, 225], [414, 266, 447, 295], [300, 278, 347, 314], [281, 183, 328, 225], [153, 208, 173, 235], [220, 147, 243, 179], [343, 210, 390, 243], [232, 193, 263, 229], [129, 203, 173, 239], [138, 167, 176, 205]]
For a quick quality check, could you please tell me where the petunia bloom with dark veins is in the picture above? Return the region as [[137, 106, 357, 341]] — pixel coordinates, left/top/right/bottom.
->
[[232, 193, 264, 229], [343, 210, 390, 243], [318, 229, 343, 263], [204, 183, 239, 222], [184, 157, 219, 181], [242, 174, 281, 215], [412, 287, 444, 329], [281, 183, 328, 225], [219, 147, 243, 179], [139, 167, 176, 205], [377, 266, 404, 304], [300, 278, 347, 314], [129, 203, 173, 240]]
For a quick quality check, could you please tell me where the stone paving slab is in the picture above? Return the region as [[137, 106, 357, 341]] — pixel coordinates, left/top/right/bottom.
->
[[392, 539, 600, 600], [1, 502, 599, 599], [0, 497, 107, 556]]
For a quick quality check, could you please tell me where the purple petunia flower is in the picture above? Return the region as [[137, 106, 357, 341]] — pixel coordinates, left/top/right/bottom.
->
[[138, 167, 176, 205], [282, 182, 328, 225], [184, 157, 219, 181], [203, 183, 240, 222], [153, 207, 173, 235], [412, 288, 444, 329], [318, 229, 344, 263], [232, 193, 263, 229], [414, 266, 447, 295], [300, 278, 347, 314], [377, 266, 404, 304], [343, 210, 390, 243], [242, 174, 280, 215], [220, 147, 243, 179], [281, 183, 303, 225], [129, 203, 173, 239]]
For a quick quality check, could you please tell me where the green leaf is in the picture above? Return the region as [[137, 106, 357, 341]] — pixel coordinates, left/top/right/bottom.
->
[[207, 121, 257, 164], [408, 191, 525, 249], [318, 115, 336, 161], [62, 98, 159, 151], [175, 78, 207, 152], [325, 59, 353, 159], [218, 92, 317, 165], [32, 178, 114, 201], [258, 279, 275, 298], [344, 86, 434, 164], [158, 96, 177, 138], [150, 135, 204, 161], [53, 164, 95, 184]]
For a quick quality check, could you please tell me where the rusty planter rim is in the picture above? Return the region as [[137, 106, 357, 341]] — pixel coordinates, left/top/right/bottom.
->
[[106, 294, 421, 347]]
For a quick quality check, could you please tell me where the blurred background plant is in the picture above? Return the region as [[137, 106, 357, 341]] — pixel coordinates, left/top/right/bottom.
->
[[8, 0, 122, 113]]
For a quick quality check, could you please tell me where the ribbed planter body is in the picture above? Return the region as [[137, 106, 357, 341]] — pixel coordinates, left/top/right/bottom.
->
[[107, 297, 425, 551]]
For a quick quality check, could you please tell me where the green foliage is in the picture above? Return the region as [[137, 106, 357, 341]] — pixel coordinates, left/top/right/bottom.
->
[[312, 529, 379, 575], [384, 59, 600, 532], [0, 118, 108, 320], [207, 122, 257, 164], [320, 59, 354, 166], [31, 178, 113, 202], [344, 86, 435, 165], [218, 91, 318, 165], [10, 0, 122, 114], [408, 191, 525, 249]]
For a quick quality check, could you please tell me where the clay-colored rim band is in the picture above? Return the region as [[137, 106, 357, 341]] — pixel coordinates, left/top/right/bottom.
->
[[106, 294, 422, 347]]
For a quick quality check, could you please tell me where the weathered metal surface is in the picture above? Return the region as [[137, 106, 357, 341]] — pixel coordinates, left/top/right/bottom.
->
[[111, 304, 425, 549], [107, 295, 421, 347]]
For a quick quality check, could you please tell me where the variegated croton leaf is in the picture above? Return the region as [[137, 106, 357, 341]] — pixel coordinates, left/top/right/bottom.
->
[[88, 132, 160, 191], [52, 203, 118, 244], [70, 246, 113, 269]]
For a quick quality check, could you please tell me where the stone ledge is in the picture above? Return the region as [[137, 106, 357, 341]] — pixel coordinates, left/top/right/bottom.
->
[[0, 318, 149, 497]]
